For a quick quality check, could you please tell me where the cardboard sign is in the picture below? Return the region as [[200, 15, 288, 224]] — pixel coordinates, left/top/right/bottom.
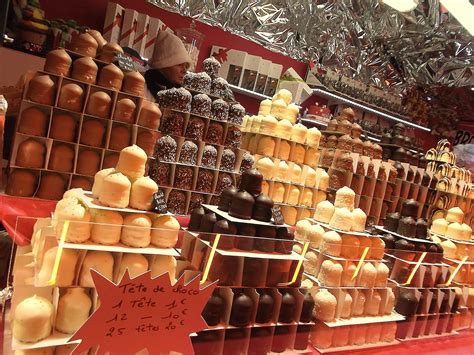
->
[[272, 206, 284, 225], [70, 270, 216, 354], [114, 52, 136, 72], [151, 190, 167, 214]]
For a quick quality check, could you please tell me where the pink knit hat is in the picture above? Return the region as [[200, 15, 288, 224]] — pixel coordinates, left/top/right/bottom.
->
[[149, 31, 192, 69]]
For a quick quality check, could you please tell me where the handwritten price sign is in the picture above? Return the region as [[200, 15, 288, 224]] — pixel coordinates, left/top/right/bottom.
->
[[70, 270, 216, 354]]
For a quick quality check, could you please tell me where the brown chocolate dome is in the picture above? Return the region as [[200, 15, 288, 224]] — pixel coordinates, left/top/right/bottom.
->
[[68, 32, 98, 57], [229, 191, 255, 219], [71, 57, 98, 84], [98, 63, 124, 91], [122, 71, 145, 96], [44, 49, 72, 76], [27, 75, 55, 105]]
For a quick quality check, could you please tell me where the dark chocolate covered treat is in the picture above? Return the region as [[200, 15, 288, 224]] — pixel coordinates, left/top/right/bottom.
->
[[380, 233, 396, 249], [396, 267, 409, 284], [167, 190, 186, 215], [160, 111, 185, 136], [416, 219, 428, 239], [275, 227, 294, 254], [421, 172, 430, 186], [294, 325, 311, 351], [211, 99, 229, 122], [209, 195, 220, 205], [189, 193, 206, 211], [240, 168, 263, 196], [202, 289, 225, 326], [191, 94, 212, 118], [406, 168, 414, 182], [395, 291, 418, 317], [184, 72, 211, 94], [300, 290, 315, 323], [255, 289, 275, 324], [209, 254, 238, 286], [157, 87, 192, 112], [392, 134, 405, 146], [394, 161, 405, 178], [228, 104, 245, 125], [397, 216, 417, 238], [212, 219, 237, 249], [229, 291, 254, 327], [205, 122, 224, 144], [185, 116, 205, 140], [235, 223, 256, 250], [174, 166, 194, 190], [279, 290, 296, 323], [414, 170, 422, 184], [225, 126, 242, 149], [188, 206, 205, 231], [418, 156, 427, 169], [179, 140, 198, 165], [211, 77, 229, 98], [220, 149, 236, 172], [429, 175, 438, 189], [382, 148, 392, 160], [243, 258, 266, 286], [150, 161, 172, 186], [336, 135, 353, 151], [218, 187, 237, 212], [203, 56, 221, 78], [252, 193, 274, 222], [240, 152, 254, 173], [422, 267, 432, 287], [393, 147, 408, 162], [196, 169, 214, 193], [155, 135, 177, 162], [201, 145, 218, 168], [200, 212, 217, 232], [215, 173, 233, 193], [395, 238, 416, 260], [272, 326, 292, 353], [415, 243, 427, 253], [229, 190, 255, 219], [334, 152, 353, 171], [255, 226, 276, 253], [381, 132, 392, 143], [401, 199, 419, 218]]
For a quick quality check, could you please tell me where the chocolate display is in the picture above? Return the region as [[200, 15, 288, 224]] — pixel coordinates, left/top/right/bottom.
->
[[184, 72, 212, 94], [174, 166, 194, 190], [191, 94, 212, 119], [401, 199, 419, 218], [202, 289, 225, 326], [229, 190, 255, 219], [196, 169, 214, 193], [395, 291, 419, 317], [201, 145, 218, 168], [189, 206, 206, 231], [185, 116, 206, 140], [155, 135, 177, 162], [202, 56, 221, 78], [252, 194, 274, 222], [240, 168, 263, 196], [189, 193, 205, 212], [150, 161, 171, 186], [225, 126, 242, 149], [229, 291, 254, 327], [160, 111, 185, 136], [157, 87, 192, 112], [240, 152, 254, 173], [255, 290, 275, 323], [205, 122, 224, 145], [220, 149, 236, 172], [211, 99, 229, 122], [167, 190, 186, 215], [179, 141, 198, 165], [215, 173, 233, 193], [228, 104, 245, 125], [212, 219, 237, 249], [279, 290, 296, 323], [218, 187, 238, 212], [211, 77, 230, 98]]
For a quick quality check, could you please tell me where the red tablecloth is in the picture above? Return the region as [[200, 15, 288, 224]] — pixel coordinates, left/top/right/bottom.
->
[[0, 194, 190, 246]]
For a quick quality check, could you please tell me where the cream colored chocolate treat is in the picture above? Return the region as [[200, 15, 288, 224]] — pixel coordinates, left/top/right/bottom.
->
[[446, 207, 464, 224], [99, 172, 131, 209], [282, 206, 298, 225], [341, 261, 356, 287], [329, 207, 354, 231], [130, 177, 158, 210], [256, 157, 274, 179], [117, 253, 149, 281], [303, 250, 318, 275], [270, 99, 287, 119], [276, 119, 293, 137], [287, 186, 301, 205], [380, 322, 397, 342], [295, 219, 312, 241], [446, 222, 464, 240], [271, 182, 286, 203], [276, 89, 292, 105], [358, 236, 371, 256], [370, 237, 385, 260], [350, 324, 368, 345], [151, 215, 180, 248], [277, 139, 291, 160], [121, 214, 152, 248], [461, 223, 472, 241], [334, 186, 355, 210], [256, 136, 276, 156], [358, 262, 377, 288], [13, 295, 53, 342], [92, 168, 115, 197], [79, 251, 114, 287], [262, 181, 270, 195], [332, 325, 350, 347], [306, 224, 325, 248], [319, 259, 343, 286], [54, 198, 91, 243], [151, 255, 177, 281], [304, 147, 320, 167], [250, 115, 262, 132], [115, 145, 148, 179], [314, 200, 335, 223], [385, 288, 395, 314], [318, 170, 329, 190], [306, 127, 321, 147], [441, 240, 457, 259], [247, 135, 258, 153], [430, 218, 448, 235], [291, 123, 307, 144], [302, 189, 313, 207], [340, 234, 360, 259], [37, 247, 78, 286], [351, 208, 367, 232], [305, 167, 317, 187], [292, 144, 305, 165], [311, 322, 333, 349], [341, 291, 353, 318], [314, 289, 337, 322], [301, 209, 311, 219], [259, 115, 278, 134], [285, 104, 300, 124], [321, 231, 342, 256], [291, 163, 302, 183], [352, 291, 366, 316], [90, 210, 123, 245], [365, 290, 382, 316], [258, 99, 272, 116], [366, 323, 382, 344], [55, 288, 92, 334], [375, 263, 389, 287], [457, 244, 469, 260]]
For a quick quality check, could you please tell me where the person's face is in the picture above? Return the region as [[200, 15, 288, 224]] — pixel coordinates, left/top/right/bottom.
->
[[160, 63, 188, 85]]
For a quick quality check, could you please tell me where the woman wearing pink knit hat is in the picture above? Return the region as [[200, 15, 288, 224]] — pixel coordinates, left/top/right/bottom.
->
[[144, 30, 192, 99]]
